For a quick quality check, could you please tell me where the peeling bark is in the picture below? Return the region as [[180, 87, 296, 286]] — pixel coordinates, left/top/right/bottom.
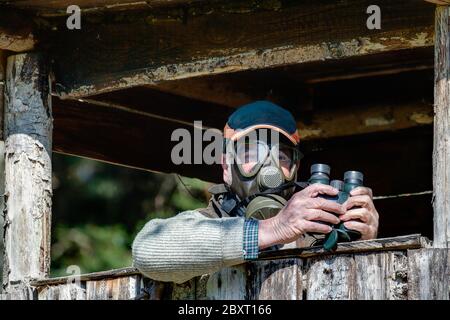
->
[[2, 53, 52, 297]]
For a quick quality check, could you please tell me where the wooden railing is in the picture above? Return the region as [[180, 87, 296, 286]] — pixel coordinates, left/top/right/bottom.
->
[[7, 234, 448, 300]]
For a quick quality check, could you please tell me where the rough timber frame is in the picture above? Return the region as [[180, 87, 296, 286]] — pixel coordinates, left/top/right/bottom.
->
[[0, 0, 448, 300]]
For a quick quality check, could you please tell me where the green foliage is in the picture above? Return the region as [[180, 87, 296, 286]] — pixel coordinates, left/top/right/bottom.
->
[[51, 224, 133, 277], [50, 153, 210, 276]]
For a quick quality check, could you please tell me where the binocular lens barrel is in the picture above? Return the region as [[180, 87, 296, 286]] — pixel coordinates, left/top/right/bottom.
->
[[330, 179, 344, 191], [309, 163, 331, 184], [310, 163, 331, 175], [344, 171, 364, 185]]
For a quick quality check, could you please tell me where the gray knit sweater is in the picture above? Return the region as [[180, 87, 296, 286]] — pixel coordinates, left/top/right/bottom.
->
[[132, 210, 246, 284]]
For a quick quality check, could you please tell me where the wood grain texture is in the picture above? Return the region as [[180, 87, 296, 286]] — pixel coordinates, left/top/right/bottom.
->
[[202, 265, 247, 300], [259, 234, 428, 260], [32, 270, 169, 300], [0, 50, 5, 140], [46, 0, 434, 98], [0, 285, 35, 300], [148, 47, 434, 109], [433, 6, 450, 248], [2, 53, 52, 296], [86, 276, 140, 300], [425, 1, 450, 5], [354, 252, 408, 299], [30, 267, 140, 286], [407, 248, 450, 300], [0, 9, 36, 52], [306, 255, 356, 300], [305, 252, 409, 300], [37, 283, 86, 300], [26, 236, 449, 300], [0, 0, 206, 14], [247, 259, 303, 300], [171, 279, 196, 300]]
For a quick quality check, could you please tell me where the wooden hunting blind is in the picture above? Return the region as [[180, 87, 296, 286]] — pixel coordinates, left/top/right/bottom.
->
[[0, 0, 448, 300]]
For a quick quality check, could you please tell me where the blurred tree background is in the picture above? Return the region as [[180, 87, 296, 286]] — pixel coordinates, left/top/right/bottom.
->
[[0, 150, 211, 279]]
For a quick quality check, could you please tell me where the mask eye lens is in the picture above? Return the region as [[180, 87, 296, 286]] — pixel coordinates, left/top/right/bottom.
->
[[278, 144, 302, 179], [235, 141, 268, 174], [278, 148, 292, 167]]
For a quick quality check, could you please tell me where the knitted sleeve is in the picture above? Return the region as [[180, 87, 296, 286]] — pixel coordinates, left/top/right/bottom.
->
[[132, 210, 246, 284]]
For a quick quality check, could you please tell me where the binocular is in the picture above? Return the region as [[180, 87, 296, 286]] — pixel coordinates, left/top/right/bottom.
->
[[308, 163, 364, 251]]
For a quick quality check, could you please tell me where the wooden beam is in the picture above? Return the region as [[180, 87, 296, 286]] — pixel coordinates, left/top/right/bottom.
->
[[30, 267, 141, 287], [0, 9, 36, 52], [425, 1, 450, 5], [2, 53, 52, 296], [259, 234, 429, 260], [47, 0, 435, 98], [0, 0, 207, 15], [0, 50, 6, 140], [148, 47, 434, 108], [433, 6, 450, 249], [299, 101, 433, 140]]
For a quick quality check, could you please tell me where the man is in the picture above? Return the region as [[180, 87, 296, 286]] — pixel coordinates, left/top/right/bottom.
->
[[132, 101, 379, 284]]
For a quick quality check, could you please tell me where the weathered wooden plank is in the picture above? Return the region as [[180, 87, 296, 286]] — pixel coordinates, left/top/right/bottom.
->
[[0, 9, 36, 52], [2, 53, 52, 295], [305, 255, 356, 300], [433, 6, 450, 248], [247, 259, 303, 300], [47, 0, 434, 98], [33, 273, 169, 300], [85, 277, 140, 300], [299, 101, 432, 140], [0, 0, 206, 14], [0, 50, 5, 140], [171, 279, 196, 300], [303, 251, 409, 300], [86, 279, 108, 300], [37, 282, 86, 300], [259, 234, 428, 260], [30, 267, 140, 286], [149, 47, 433, 108], [201, 265, 247, 300], [425, 1, 450, 5], [354, 251, 408, 300], [139, 277, 167, 300], [0, 285, 35, 300], [407, 248, 450, 300]]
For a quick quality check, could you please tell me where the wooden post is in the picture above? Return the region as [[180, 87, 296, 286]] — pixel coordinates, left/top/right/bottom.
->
[[2, 53, 52, 297], [0, 50, 5, 291], [433, 6, 450, 248], [0, 50, 5, 140]]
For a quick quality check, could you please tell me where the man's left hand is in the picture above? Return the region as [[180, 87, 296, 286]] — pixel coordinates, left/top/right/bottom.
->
[[340, 187, 379, 240]]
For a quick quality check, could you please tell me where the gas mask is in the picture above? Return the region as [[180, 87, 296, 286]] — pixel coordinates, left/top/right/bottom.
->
[[225, 136, 302, 220]]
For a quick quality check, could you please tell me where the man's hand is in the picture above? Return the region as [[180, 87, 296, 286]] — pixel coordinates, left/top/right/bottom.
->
[[258, 184, 345, 249], [340, 187, 379, 240]]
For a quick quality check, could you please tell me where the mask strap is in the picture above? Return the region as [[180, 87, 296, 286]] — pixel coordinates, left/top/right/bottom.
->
[[237, 181, 309, 208]]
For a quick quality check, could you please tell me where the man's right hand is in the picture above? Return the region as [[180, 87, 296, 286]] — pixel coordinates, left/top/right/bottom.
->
[[258, 184, 345, 249]]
